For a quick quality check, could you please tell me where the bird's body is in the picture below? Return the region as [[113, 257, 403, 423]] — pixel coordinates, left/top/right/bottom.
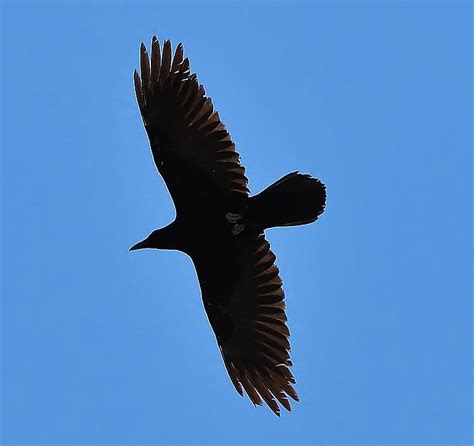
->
[[130, 37, 326, 415]]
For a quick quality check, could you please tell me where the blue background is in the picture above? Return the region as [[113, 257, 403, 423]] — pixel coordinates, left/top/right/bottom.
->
[[1, 1, 471, 444]]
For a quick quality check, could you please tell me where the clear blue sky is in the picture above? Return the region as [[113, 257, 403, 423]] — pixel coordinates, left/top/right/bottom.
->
[[1, 1, 471, 444]]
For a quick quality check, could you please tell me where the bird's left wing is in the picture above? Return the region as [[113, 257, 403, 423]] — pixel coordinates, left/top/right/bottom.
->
[[195, 234, 299, 416], [134, 37, 249, 213]]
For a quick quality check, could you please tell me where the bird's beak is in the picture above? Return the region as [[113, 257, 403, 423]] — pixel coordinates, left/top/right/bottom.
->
[[129, 238, 149, 251]]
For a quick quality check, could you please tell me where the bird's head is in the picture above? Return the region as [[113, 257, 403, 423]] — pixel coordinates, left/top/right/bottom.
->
[[129, 224, 180, 251]]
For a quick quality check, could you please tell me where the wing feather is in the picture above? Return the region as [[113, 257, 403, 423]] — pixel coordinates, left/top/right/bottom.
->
[[159, 39, 172, 87], [249, 370, 281, 415], [140, 43, 151, 99], [234, 364, 263, 407], [134, 38, 249, 212], [197, 235, 299, 416], [150, 37, 161, 83]]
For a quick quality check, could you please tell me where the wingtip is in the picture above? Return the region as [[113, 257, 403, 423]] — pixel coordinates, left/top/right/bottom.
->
[[164, 39, 172, 52], [133, 69, 141, 86], [281, 399, 292, 412], [133, 69, 140, 87]]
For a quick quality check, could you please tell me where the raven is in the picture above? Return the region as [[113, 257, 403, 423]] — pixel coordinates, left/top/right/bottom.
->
[[130, 37, 326, 416]]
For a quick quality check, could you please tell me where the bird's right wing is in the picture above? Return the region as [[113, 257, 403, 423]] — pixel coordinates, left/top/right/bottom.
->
[[134, 37, 249, 213], [196, 234, 299, 416]]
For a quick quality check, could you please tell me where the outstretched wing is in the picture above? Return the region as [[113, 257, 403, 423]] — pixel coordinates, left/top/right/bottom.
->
[[134, 37, 249, 213], [194, 234, 299, 416]]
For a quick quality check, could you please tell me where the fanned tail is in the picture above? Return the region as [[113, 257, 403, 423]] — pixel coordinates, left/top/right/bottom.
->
[[249, 172, 326, 230]]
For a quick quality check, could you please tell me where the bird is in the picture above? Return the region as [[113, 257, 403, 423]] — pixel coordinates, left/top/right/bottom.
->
[[130, 36, 326, 416]]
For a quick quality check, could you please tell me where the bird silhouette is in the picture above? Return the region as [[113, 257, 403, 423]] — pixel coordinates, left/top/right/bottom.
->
[[130, 37, 326, 416]]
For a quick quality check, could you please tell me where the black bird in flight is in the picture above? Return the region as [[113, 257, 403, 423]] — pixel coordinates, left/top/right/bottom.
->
[[130, 37, 326, 416]]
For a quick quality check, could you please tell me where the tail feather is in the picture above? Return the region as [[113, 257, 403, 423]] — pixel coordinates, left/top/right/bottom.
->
[[249, 172, 326, 230]]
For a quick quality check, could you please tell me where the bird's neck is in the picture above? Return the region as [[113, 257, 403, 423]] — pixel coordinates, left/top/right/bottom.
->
[[151, 222, 184, 251]]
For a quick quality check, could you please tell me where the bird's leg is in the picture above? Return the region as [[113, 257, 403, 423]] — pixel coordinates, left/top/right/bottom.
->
[[226, 212, 243, 223], [226, 211, 245, 236], [232, 224, 245, 236]]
